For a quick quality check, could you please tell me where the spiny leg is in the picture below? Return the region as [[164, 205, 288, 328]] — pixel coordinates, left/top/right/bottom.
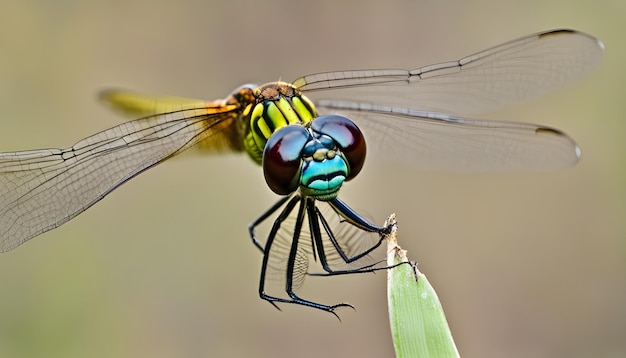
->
[[257, 195, 301, 310], [257, 195, 351, 316], [248, 195, 292, 252], [283, 198, 353, 315], [309, 199, 404, 277], [328, 197, 392, 234], [318, 204, 385, 263]]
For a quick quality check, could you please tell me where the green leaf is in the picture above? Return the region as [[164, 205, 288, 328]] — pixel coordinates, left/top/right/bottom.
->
[[385, 214, 460, 358]]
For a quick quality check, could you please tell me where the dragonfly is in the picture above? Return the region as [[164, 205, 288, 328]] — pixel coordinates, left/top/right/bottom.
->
[[0, 29, 604, 314]]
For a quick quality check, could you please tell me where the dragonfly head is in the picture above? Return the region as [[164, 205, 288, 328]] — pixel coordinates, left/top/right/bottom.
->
[[262, 115, 366, 201]]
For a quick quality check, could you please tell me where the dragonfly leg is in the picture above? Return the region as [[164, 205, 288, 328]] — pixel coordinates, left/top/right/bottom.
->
[[308, 199, 404, 277], [248, 195, 292, 252], [257, 195, 300, 308], [328, 197, 392, 235], [257, 195, 354, 317]]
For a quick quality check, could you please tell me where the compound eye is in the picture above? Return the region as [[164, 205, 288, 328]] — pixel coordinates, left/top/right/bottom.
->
[[311, 115, 366, 180], [262, 125, 310, 195]]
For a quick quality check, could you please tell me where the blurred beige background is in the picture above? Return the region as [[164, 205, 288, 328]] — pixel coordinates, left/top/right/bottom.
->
[[0, 1, 624, 357]]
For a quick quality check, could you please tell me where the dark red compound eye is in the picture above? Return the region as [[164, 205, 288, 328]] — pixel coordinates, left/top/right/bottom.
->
[[310, 115, 366, 180], [262, 125, 311, 195]]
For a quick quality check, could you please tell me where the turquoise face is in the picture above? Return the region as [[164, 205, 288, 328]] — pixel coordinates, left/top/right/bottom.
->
[[262, 114, 366, 201], [298, 140, 349, 201]]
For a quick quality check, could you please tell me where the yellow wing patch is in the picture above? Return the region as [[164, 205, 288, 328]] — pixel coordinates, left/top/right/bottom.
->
[[99, 89, 246, 154], [99, 89, 209, 117]]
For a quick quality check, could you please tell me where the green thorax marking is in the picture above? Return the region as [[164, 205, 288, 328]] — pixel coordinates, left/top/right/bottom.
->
[[243, 82, 317, 164]]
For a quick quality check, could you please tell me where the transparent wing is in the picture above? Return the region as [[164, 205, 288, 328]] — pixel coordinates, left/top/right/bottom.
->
[[325, 105, 580, 171], [294, 29, 604, 116], [100, 89, 245, 153], [0, 106, 242, 252]]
